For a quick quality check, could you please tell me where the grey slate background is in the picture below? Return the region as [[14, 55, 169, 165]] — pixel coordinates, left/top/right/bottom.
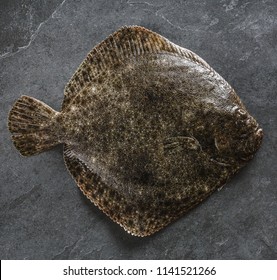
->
[[0, 0, 276, 259]]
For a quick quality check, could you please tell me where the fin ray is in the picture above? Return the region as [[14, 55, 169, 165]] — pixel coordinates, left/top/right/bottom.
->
[[8, 95, 61, 156]]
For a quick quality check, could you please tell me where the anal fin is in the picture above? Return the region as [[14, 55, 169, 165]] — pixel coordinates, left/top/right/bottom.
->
[[63, 144, 212, 237], [63, 145, 168, 237]]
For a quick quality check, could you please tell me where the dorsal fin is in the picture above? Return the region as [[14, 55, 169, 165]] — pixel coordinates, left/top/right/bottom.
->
[[62, 26, 212, 109]]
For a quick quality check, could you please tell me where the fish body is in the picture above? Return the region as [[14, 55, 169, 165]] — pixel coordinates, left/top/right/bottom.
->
[[8, 26, 263, 236]]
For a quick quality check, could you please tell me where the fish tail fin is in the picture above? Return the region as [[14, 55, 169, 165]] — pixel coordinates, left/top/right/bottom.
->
[[8, 95, 62, 156]]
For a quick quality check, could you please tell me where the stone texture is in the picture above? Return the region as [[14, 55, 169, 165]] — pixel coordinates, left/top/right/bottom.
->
[[0, 0, 276, 259]]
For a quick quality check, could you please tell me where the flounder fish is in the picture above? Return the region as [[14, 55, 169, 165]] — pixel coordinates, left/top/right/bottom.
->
[[8, 26, 263, 236]]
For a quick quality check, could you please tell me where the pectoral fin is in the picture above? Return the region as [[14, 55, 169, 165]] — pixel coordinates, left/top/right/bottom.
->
[[163, 136, 201, 151]]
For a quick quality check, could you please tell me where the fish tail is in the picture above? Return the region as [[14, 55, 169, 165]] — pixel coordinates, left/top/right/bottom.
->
[[8, 95, 62, 156]]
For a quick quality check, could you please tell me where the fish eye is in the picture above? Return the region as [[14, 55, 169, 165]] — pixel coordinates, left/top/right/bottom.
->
[[238, 108, 246, 115], [238, 132, 249, 139], [236, 108, 247, 119]]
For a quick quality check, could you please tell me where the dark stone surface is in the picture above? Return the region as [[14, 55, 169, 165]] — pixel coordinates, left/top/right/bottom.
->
[[0, 0, 276, 259]]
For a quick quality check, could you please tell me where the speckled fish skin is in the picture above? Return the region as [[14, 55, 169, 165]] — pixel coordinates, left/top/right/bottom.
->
[[8, 26, 263, 236]]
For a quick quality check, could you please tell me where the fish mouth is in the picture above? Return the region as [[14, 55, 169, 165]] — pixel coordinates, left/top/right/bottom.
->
[[253, 124, 263, 146], [239, 123, 263, 140], [254, 126, 263, 149], [255, 126, 263, 138], [239, 125, 263, 162]]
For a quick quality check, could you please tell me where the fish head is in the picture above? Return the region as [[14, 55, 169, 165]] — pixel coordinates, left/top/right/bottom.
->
[[213, 105, 263, 164]]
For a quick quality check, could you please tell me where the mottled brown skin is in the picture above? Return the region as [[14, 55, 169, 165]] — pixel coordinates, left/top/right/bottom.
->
[[8, 26, 263, 236]]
